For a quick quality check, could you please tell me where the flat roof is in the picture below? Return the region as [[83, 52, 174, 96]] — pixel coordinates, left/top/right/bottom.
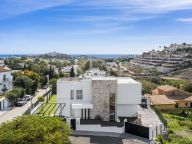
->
[[58, 77, 139, 84]]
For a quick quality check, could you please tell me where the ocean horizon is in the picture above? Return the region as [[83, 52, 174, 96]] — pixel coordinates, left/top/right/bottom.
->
[[0, 54, 137, 59]]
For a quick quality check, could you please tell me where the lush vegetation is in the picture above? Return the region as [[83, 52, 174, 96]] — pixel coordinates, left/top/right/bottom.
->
[[140, 77, 192, 94], [0, 115, 71, 144], [159, 113, 192, 144]]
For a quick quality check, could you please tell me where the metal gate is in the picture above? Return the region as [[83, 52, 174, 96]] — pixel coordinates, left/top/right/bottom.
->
[[125, 122, 149, 139], [71, 119, 76, 130]]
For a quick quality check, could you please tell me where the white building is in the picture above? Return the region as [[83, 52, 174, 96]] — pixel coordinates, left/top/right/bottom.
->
[[0, 66, 13, 95], [81, 68, 107, 78], [0, 97, 10, 110], [57, 77, 142, 133], [61, 65, 79, 74]]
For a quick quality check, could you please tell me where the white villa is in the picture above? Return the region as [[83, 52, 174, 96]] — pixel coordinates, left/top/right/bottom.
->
[[0, 66, 12, 110], [80, 68, 107, 78], [0, 66, 13, 94], [57, 76, 142, 133]]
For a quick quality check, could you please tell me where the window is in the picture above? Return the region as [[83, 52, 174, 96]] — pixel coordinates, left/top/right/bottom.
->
[[109, 93, 116, 121], [76, 90, 83, 99], [70, 90, 74, 100]]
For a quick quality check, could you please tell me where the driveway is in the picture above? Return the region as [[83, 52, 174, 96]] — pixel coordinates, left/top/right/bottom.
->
[[71, 131, 150, 144], [0, 88, 49, 124]]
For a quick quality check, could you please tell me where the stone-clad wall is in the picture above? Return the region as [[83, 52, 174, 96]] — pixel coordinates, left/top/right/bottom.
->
[[91, 80, 117, 121]]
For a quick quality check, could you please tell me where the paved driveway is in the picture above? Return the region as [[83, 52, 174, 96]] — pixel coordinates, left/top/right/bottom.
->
[[71, 131, 150, 144], [0, 88, 49, 124]]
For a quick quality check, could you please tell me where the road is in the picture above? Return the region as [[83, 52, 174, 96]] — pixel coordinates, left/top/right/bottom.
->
[[0, 88, 49, 124]]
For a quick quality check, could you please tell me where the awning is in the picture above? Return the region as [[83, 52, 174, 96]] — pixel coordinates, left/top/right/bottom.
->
[[72, 103, 93, 109]]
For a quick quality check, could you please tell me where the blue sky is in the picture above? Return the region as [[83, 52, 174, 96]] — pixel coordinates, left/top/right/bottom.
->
[[1, 0, 192, 54]]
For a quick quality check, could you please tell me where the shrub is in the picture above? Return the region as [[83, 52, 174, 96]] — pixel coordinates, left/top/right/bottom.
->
[[0, 116, 71, 144], [38, 96, 45, 102]]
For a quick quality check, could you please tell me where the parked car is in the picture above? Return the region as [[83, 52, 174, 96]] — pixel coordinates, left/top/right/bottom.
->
[[16, 98, 27, 106], [23, 95, 33, 101]]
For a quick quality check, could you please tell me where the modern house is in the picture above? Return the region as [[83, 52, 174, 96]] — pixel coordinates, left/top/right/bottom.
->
[[57, 77, 142, 133], [0, 66, 13, 95], [147, 85, 192, 109]]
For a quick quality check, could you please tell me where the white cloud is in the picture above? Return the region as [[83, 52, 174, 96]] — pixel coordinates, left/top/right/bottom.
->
[[1, 0, 192, 19], [0, 0, 75, 19], [177, 18, 192, 22]]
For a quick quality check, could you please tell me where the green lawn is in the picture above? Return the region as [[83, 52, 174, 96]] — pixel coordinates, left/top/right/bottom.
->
[[156, 113, 192, 144], [36, 95, 57, 116]]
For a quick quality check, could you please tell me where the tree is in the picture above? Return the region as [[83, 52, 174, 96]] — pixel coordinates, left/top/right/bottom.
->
[[50, 78, 58, 94], [6, 87, 24, 106], [70, 66, 75, 77], [16, 70, 41, 94], [110, 70, 118, 76], [141, 80, 157, 95], [184, 82, 192, 93], [14, 76, 33, 94], [0, 116, 71, 144]]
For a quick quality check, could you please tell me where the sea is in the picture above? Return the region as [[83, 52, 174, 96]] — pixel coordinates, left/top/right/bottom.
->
[[0, 54, 137, 59]]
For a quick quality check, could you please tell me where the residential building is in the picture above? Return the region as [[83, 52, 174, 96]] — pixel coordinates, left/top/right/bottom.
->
[[0, 66, 13, 95], [147, 85, 192, 109], [61, 65, 79, 74], [80, 68, 107, 78], [57, 77, 142, 133]]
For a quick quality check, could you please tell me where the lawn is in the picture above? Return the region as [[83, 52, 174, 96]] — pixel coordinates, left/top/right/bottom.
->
[[36, 95, 57, 116], [156, 113, 192, 144]]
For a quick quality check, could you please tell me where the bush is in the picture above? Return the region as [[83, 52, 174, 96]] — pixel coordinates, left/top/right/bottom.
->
[[0, 116, 71, 144], [6, 87, 25, 106], [38, 96, 45, 102]]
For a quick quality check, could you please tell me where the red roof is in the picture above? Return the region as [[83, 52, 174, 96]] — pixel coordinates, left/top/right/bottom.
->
[[0, 66, 11, 73]]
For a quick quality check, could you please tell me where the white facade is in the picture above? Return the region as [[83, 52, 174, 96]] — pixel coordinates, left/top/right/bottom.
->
[[0, 66, 13, 95], [0, 97, 10, 110], [57, 77, 141, 121]]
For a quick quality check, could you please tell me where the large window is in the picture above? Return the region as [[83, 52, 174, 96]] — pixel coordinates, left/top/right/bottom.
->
[[76, 90, 83, 99], [70, 90, 74, 100], [109, 93, 116, 121]]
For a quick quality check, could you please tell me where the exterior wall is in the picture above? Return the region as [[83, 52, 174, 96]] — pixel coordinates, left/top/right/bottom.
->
[[154, 104, 175, 109], [0, 71, 13, 94], [91, 80, 117, 120], [57, 79, 92, 118], [117, 82, 141, 104], [76, 119, 124, 133], [0, 97, 10, 110], [177, 101, 191, 108], [117, 105, 138, 117]]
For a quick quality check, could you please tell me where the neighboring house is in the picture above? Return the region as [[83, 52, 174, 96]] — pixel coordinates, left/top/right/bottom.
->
[[147, 85, 192, 109], [0, 66, 13, 95], [61, 65, 79, 74], [80, 68, 107, 78], [57, 77, 142, 133]]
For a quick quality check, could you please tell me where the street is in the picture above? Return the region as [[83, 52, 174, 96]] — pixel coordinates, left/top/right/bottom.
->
[[0, 88, 49, 124]]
